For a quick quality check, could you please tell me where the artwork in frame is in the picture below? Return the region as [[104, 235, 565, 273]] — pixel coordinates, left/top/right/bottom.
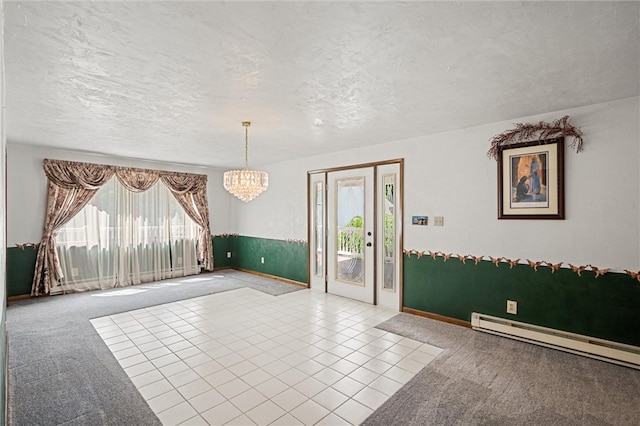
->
[[498, 137, 565, 219], [412, 216, 428, 225]]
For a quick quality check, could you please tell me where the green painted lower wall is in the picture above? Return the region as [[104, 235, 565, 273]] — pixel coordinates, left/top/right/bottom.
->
[[228, 236, 308, 284], [6, 236, 309, 298], [404, 255, 640, 347], [212, 236, 235, 269], [6, 247, 36, 297], [9, 239, 638, 348]]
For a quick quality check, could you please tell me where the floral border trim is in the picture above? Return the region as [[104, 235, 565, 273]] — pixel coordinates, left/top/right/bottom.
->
[[403, 249, 640, 282], [285, 239, 308, 245], [15, 242, 40, 250]]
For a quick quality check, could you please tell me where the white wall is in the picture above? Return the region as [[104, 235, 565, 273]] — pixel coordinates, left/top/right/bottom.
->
[[7, 97, 639, 272], [234, 97, 640, 271], [6, 145, 236, 245]]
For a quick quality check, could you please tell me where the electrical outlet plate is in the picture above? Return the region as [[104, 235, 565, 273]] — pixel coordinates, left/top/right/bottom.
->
[[227, 251, 232, 258], [261, 257, 265, 264], [507, 300, 517, 315], [434, 216, 444, 226]]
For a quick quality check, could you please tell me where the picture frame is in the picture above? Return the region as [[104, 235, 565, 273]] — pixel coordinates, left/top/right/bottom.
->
[[412, 216, 428, 225], [498, 137, 565, 219]]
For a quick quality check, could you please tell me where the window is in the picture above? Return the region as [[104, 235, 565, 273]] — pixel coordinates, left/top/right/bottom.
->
[[54, 177, 200, 294]]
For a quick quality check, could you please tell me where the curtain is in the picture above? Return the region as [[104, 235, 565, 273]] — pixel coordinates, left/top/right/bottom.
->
[[161, 174, 214, 271], [115, 168, 160, 192], [54, 179, 200, 294], [32, 159, 214, 296], [31, 161, 115, 296]]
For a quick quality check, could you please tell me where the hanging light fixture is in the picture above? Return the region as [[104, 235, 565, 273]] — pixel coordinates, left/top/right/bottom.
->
[[223, 121, 269, 202]]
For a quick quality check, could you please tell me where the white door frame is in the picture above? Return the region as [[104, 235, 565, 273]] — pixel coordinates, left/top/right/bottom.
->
[[307, 159, 403, 310]]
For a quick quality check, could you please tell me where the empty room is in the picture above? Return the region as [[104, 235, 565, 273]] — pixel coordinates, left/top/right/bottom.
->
[[1, 1, 639, 425]]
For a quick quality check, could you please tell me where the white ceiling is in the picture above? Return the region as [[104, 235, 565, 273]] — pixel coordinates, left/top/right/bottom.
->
[[4, 1, 639, 169]]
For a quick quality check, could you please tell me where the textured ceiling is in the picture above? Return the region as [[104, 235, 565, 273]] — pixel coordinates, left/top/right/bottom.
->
[[4, 1, 639, 169]]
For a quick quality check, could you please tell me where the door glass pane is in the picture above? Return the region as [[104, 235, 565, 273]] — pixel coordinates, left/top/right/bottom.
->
[[382, 174, 395, 291], [313, 181, 323, 277], [335, 177, 364, 285]]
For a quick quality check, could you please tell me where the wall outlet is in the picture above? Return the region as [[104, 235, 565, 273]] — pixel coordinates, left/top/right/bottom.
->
[[71, 268, 79, 277], [226, 251, 232, 258], [507, 300, 518, 315], [434, 216, 444, 226], [261, 257, 265, 264]]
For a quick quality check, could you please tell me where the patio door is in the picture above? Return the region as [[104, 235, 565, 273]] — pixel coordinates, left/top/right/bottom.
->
[[308, 161, 402, 308], [326, 167, 375, 304]]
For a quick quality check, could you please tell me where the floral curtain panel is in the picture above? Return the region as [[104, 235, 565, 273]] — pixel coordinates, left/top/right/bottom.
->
[[161, 174, 214, 271], [32, 159, 214, 296]]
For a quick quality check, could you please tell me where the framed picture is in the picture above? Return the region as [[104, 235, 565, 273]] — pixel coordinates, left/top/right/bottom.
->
[[498, 137, 564, 219], [412, 215, 428, 225]]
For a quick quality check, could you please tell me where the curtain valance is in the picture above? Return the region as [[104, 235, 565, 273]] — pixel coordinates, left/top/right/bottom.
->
[[33, 159, 214, 296], [44, 159, 115, 189], [43, 159, 208, 192]]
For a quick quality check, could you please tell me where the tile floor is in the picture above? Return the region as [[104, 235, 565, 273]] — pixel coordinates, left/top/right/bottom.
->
[[91, 287, 443, 425]]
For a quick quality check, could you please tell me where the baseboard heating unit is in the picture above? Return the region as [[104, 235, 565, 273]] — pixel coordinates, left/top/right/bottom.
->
[[471, 313, 640, 370]]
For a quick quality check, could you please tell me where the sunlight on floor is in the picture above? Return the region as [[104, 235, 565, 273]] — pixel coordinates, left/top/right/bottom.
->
[[92, 288, 149, 297], [91, 288, 443, 425]]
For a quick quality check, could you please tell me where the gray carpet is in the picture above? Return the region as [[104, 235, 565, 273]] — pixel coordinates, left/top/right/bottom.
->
[[6, 270, 302, 426], [363, 313, 640, 426], [9, 273, 640, 426]]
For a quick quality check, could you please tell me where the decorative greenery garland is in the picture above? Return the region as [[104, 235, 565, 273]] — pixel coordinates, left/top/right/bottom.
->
[[487, 115, 584, 160]]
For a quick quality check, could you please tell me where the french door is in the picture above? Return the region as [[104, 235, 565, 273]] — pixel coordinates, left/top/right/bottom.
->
[[326, 167, 375, 303], [308, 161, 402, 308]]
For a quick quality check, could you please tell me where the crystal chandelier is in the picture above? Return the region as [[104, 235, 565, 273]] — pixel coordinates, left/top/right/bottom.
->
[[223, 121, 269, 202]]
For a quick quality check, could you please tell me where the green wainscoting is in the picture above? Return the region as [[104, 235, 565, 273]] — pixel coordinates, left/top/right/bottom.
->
[[212, 236, 235, 269], [6, 247, 37, 297], [11, 238, 637, 349], [228, 236, 308, 284], [6, 236, 309, 298], [403, 255, 640, 347]]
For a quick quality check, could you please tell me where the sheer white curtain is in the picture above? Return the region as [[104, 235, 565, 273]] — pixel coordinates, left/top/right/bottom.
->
[[54, 177, 199, 294]]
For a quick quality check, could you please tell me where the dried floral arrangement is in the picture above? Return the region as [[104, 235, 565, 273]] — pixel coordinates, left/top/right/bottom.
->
[[487, 115, 583, 160]]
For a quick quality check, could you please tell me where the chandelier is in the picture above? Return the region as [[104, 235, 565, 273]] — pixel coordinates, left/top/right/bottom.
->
[[223, 121, 269, 202]]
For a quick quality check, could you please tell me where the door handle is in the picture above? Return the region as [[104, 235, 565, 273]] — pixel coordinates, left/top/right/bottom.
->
[[366, 242, 372, 247]]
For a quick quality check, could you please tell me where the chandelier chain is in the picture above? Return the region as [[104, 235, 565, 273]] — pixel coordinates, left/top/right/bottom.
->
[[244, 121, 250, 170]]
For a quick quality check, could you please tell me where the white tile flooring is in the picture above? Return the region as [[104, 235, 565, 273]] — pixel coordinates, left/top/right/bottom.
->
[[91, 287, 443, 426]]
